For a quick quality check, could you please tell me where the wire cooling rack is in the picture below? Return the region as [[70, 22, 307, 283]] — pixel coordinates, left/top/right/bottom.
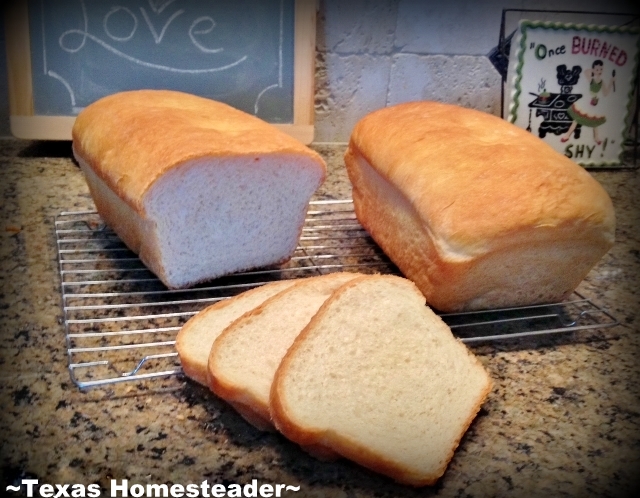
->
[[55, 200, 619, 389]]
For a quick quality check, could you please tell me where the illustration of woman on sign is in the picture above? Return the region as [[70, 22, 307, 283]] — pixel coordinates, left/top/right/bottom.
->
[[561, 59, 616, 145]]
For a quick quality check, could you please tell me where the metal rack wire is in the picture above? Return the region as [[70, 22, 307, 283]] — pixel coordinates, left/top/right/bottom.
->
[[55, 200, 619, 389]]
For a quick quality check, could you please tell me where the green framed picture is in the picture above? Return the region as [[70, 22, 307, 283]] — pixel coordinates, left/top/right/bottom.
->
[[506, 20, 639, 167]]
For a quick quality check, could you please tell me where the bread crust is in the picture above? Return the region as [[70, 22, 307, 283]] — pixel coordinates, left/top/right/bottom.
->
[[344, 101, 615, 311], [72, 90, 325, 215], [270, 275, 493, 486], [77, 157, 170, 284]]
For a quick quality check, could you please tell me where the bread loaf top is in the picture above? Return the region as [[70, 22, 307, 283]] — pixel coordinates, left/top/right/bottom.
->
[[347, 101, 615, 256], [72, 90, 325, 214]]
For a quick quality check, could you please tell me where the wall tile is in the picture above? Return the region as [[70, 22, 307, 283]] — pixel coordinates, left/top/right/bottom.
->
[[315, 53, 392, 142], [387, 54, 502, 115], [320, 0, 399, 55]]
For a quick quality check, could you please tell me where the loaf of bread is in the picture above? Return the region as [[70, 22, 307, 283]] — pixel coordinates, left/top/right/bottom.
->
[[176, 280, 296, 386], [344, 101, 615, 312], [270, 274, 492, 486], [207, 272, 359, 435], [72, 90, 326, 289]]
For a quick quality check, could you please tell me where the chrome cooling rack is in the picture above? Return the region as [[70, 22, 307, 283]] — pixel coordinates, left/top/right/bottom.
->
[[55, 200, 619, 389]]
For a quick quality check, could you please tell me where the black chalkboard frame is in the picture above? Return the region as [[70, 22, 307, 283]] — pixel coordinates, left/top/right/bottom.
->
[[4, 0, 317, 143]]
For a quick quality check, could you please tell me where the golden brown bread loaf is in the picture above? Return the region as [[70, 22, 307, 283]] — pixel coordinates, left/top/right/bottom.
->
[[344, 101, 615, 311], [72, 90, 326, 288]]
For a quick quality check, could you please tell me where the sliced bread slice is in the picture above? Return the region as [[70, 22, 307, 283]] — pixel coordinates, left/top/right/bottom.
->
[[207, 272, 360, 433], [176, 280, 296, 386], [270, 274, 493, 487]]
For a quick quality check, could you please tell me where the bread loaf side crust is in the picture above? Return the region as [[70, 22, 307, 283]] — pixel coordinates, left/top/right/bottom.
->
[[77, 155, 169, 284], [344, 101, 615, 311], [72, 90, 326, 215]]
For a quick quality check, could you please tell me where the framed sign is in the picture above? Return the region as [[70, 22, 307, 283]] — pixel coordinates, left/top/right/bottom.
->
[[4, 0, 317, 143], [506, 20, 640, 167]]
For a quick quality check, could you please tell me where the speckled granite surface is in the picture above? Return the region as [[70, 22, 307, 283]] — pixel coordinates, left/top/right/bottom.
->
[[0, 138, 639, 497]]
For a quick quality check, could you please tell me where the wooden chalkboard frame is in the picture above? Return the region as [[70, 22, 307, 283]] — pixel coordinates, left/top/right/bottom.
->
[[4, 0, 317, 144]]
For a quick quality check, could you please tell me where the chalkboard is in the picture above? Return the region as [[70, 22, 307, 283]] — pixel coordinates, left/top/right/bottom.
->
[[5, 0, 316, 143]]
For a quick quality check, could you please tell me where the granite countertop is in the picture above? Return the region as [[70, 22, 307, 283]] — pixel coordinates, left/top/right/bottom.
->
[[0, 138, 639, 497]]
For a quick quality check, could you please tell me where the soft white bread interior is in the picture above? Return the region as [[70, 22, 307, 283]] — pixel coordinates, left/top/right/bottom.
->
[[72, 90, 326, 289], [344, 101, 615, 312], [207, 272, 360, 433], [175, 280, 296, 386], [270, 274, 492, 487]]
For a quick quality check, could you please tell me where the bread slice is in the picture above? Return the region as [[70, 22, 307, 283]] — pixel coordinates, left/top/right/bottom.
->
[[175, 280, 297, 386], [207, 272, 360, 433], [344, 101, 615, 311], [270, 274, 493, 487], [72, 90, 326, 289]]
